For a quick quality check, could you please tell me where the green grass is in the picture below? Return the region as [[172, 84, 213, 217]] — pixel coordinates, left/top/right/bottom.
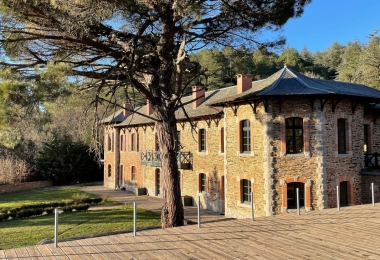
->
[[0, 186, 121, 209], [0, 207, 161, 250], [0, 187, 99, 210]]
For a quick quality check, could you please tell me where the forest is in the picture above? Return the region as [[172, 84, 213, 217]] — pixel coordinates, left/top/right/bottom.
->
[[0, 32, 379, 185]]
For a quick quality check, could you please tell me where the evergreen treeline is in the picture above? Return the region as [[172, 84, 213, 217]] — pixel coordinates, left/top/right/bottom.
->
[[192, 33, 380, 90]]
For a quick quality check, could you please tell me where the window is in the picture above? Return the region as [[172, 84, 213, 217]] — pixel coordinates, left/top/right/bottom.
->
[[136, 133, 139, 151], [364, 124, 369, 153], [176, 131, 182, 150], [131, 133, 135, 151], [199, 173, 206, 192], [131, 166, 136, 181], [155, 169, 160, 196], [286, 117, 303, 154], [287, 182, 305, 209], [107, 134, 112, 151], [199, 129, 206, 152], [119, 165, 124, 186], [220, 127, 224, 153], [111, 133, 114, 152], [107, 165, 111, 177], [120, 135, 124, 151], [338, 119, 346, 154], [155, 133, 159, 151], [241, 120, 251, 153], [241, 179, 251, 203]]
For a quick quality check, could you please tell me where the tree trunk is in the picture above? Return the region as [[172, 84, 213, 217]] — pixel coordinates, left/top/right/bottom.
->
[[155, 109, 184, 228]]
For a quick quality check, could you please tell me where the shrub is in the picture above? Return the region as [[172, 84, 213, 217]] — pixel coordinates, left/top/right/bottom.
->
[[35, 135, 102, 185], [32, 207, 44, 216], [8, 209, 17, 219], [90, 197, 102, 205], [17, 209, 34, 218], [73, 203, 91, 212], [62, 205, 73, 212], [45, 207, 54, 214], [72, 193, 90, 204]]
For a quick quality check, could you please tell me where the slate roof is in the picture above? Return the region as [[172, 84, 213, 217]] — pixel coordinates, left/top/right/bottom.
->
[[104, 86, 237, 126], [210, 67, 380, 105], [101, 109, 126, 124], [103, 67, 380, 125]]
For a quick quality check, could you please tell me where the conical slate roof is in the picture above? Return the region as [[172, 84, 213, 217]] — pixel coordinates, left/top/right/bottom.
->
[[211, 67, 380, 105]]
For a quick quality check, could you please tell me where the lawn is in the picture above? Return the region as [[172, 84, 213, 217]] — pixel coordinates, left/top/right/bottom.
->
[[0, 186, 161, 250], [0, 186, 99, 210], [0, 207, 161, 250]]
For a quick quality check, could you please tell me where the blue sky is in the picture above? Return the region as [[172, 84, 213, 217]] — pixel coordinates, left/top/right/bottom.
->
[[278, 0, 380, 53]]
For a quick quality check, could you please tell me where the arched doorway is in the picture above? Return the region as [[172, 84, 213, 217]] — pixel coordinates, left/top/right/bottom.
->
[[340, 181, 349, 207], [155, 169, 160, 196], [287, 182, 305, 209], [118, 165, 124, 187]]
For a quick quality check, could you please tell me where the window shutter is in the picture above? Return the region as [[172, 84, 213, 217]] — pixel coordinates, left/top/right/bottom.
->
[[240, 179, 244, 203]]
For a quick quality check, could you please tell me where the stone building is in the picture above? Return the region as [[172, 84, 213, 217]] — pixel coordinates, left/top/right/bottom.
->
[[102, 67, 380, 219]]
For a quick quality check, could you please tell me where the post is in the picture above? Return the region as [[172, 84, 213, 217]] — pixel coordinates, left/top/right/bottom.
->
[[251, 192, 254, 221], [198, 195, 201, 228], [372, 183, 375, 206], [54, 208, 58, 248], [133, 202, 136, 237], [337, 185, 340, 211], [296, 188, 300, 216]]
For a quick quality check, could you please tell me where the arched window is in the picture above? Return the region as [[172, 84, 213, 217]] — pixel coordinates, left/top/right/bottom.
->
[[240, 120, 251, 153], [107, 165, 112, 177], [119, 165, 124, 186], [338, 119, 346, 154], [131, 166, 136, 181], [286, 117, 303, 154], [287, 182, 305, 209]]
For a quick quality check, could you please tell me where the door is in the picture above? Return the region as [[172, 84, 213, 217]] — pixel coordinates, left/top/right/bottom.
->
[[340, 181, 349, 206], [287, 182, 305, 209]]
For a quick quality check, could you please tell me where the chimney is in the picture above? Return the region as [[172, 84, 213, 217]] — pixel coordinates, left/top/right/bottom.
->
[[146, 99, 153, 116], [122, 101, 133, 117], [192, 86, 205, 109], [237, 74, 253, 94]]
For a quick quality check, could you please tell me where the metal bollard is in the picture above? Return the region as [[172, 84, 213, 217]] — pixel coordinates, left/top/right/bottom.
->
[[337, 185, 340, 211], [198, 195, 201, 228], [54, 208, 58, 248], [372, 183, 375, 206], [133, 202, 136, 237], [251, 192, 254, 221], [296, 188, 300, 216]]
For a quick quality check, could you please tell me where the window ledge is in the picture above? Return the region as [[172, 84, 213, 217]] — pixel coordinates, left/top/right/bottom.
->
[[197, 151, 209, 155], [334, 151, 353, 157], [282, 152, 310, 158], [237, 201, 253, 208], [236, 151, 255, 156]]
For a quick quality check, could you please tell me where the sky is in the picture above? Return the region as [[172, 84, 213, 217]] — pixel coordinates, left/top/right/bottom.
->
[[277, 0, 380, 53]]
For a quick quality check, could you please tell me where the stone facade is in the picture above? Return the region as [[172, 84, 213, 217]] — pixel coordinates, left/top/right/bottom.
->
[[103, 69, 380, 219]]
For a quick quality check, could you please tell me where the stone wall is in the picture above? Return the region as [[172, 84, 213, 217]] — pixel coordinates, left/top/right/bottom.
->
[[322, 99, 364, 208], [0, 180, 52, 194], [103, 94, 377, 219], [269, 97, 320, 214], [224, 103, 267, 219], [361, 173, 380, 204]]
